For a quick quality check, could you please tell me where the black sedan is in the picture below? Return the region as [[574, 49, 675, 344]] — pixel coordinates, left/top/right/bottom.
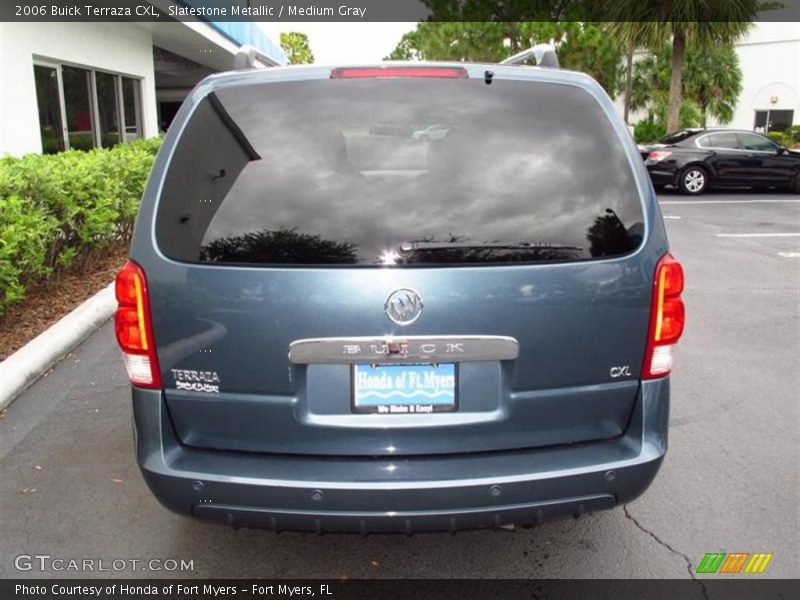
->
[[638, 129, 800, 195]]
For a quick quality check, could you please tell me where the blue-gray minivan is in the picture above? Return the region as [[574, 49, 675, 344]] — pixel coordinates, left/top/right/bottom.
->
[[115, 61, 685, 533]]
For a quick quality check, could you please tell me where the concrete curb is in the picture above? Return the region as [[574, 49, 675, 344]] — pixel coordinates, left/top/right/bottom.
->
[[0, 282, 116, 411]]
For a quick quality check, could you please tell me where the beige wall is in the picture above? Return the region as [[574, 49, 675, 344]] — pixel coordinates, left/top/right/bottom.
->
[[717, 22, 800, 130]]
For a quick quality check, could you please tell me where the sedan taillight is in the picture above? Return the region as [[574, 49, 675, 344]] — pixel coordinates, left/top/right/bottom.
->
[[647, 150, 672, 163]]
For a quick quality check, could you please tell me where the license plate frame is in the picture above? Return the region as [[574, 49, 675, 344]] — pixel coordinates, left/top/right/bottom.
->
[[351, 363, 458, 414]]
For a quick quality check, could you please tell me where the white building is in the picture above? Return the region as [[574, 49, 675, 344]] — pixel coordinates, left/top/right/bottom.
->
[[721, 21, 799, 132], [0, 3, 285, 157], [617, 21, 799, 133]]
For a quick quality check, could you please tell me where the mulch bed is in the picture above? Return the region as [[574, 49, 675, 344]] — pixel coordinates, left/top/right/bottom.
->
[[0, 244, 129, 361]]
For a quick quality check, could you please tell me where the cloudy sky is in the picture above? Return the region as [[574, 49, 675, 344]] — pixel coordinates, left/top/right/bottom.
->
[[258, 22, 417, 64]]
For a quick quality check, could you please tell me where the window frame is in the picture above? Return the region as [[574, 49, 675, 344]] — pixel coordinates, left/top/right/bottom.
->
[[32, 57, 144, 152], [121, 76, 143, 141], [33, 60, 69, 152]]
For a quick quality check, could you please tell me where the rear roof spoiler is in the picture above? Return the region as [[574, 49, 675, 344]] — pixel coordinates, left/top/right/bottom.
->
[[500, 44, 559, 68], [233, 45, 281, 69]]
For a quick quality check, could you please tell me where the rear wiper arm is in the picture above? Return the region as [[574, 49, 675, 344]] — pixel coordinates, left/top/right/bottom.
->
[[398, 241, 582, 255]]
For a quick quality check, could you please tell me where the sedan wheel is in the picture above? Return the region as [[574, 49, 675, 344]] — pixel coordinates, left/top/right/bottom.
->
[[679, 167, 708, 195]]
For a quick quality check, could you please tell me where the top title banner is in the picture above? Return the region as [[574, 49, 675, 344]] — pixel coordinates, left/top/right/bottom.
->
[[3, 0, 800, 22]]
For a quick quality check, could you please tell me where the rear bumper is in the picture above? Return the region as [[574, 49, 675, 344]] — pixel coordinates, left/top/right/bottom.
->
[[132, 378, 669, 533], [646, 165, 679, 187]]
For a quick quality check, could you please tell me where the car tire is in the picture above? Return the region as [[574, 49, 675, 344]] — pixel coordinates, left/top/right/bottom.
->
[[678, 166, 708, 195]]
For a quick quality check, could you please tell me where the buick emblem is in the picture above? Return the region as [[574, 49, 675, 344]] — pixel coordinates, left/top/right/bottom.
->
[[384, 289, 423, 326]]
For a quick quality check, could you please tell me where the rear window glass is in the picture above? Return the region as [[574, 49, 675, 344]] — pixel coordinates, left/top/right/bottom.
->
[[708, 132, 741, 149], [155, 77, 644, 266], [657, 130, 695, 145]]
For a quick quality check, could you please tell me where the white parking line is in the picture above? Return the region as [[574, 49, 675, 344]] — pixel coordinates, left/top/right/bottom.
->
[[716, 233, 800, 238], [778, 252, 800, 258], [663, 215, 682, 219], [660, 199, 800, 205]]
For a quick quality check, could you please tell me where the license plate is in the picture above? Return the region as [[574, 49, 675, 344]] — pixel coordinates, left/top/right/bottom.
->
[[352, 363, 457, 414]]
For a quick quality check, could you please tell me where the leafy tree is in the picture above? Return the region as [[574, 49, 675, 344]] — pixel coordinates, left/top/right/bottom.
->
[[279, 32, 314, 65], [630, 43, 742, 130], [603, 1, 759, 134], [200, 228, 357, 264], [418, 0, 602, 22], [386, 22, 622, 98], [685, 44, 743, 127], [387, 22, 512, 62]]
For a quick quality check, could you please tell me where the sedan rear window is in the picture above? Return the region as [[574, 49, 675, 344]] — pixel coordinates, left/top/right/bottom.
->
[[658, 130, 696, 145], [155, 77, 644, 266], [706, 132, 741, 149]]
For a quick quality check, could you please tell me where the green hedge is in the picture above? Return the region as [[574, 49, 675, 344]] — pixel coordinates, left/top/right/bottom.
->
[[633, 118, 666, 144], [766, 126, 800, 148], [0, 137, 162, 316]]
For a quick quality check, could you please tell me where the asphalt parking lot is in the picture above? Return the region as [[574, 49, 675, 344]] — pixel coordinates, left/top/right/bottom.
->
[[0, 192, 798, 583]]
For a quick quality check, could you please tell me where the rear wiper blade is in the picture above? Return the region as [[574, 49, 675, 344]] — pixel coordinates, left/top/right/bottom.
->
[[398, 241, 582, 255]]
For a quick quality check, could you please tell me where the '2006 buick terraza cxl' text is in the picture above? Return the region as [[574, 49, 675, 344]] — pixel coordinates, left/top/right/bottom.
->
[[114, 58, 685, 533]]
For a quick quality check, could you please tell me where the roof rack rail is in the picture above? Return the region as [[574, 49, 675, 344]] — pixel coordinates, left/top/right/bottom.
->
[[500, 44, 559, 68], [233, 45, 281, 70]]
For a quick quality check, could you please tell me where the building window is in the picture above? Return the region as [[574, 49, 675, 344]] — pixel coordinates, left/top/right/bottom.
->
[[122, 77, 142, 141], [32, 61, 143, 153], [62, 66, 95, 150], [96, 71, 121, 148], [754, 109, 795, 133], [33, 65, 64, 154]]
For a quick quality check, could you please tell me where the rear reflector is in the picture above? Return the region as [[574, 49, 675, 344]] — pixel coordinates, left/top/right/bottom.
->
[[330, 67, 468, 79], [114, 260, 162, 389], [648, 345, 674, 377], [643, 253, 685, 379], [122, 353, 156, 386]]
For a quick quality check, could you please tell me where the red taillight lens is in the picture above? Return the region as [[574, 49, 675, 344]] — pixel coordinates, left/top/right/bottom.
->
[[647, 150, 672, 163], [114, 260, 162, 388], [643, 254, 685, 379], [330, 67, 468, 79], [115, 306, 147, 352]]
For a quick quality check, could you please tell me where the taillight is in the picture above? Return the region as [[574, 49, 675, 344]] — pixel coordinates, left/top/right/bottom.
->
[[114, 260, 162, 388], [647, 150, 672, 163], [330, 67, 468, 79], [643, 253, 685, 379]]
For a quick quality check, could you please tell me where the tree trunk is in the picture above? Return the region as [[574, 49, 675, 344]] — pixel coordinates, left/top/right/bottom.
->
[[623, 43, 634, 124], [667, 30, 686, 134]]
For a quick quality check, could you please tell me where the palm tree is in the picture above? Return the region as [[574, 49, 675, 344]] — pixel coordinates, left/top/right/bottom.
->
[[629, 43, 743, 129], [604, 1, 759, 134]]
